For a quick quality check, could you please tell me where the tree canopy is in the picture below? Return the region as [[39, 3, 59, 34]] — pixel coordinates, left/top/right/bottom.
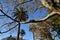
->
[[0, 0, 60, 40]]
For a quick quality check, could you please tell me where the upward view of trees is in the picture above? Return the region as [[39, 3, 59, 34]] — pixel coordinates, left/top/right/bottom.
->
[[29, 22, 54, 40], [0, 0, 60, 40]]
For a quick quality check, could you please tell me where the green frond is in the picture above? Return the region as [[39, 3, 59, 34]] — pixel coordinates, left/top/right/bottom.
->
[[15, 8, 20, 13], [13, 7, 28, 21], [20, 7, 25, 12]]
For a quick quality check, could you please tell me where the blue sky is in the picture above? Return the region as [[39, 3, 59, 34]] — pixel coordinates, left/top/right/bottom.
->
[[0, 0, 60, 40]]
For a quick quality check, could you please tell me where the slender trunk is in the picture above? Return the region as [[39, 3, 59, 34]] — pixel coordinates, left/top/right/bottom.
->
[[21, 36, 23, 40], [33, 32, 35, 40], [17, 22, 20, 40]]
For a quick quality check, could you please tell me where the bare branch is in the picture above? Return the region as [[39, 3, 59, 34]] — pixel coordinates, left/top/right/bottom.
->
[[34, 6, 44, 13], [40, 0, 52, 9], [0, 24, 18, 34], [0, 9, 19, 22], [56, 0, 60, 3], [0, 22, 14, 30], [20, 11, 60, 24], [0, 15, 5, 16]]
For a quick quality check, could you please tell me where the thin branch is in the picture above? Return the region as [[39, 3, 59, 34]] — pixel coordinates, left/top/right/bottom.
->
[[0, 24, 18, 34], [34, 6, 45, 13], [0, 22, 14, 29], [40, 0, 52, 10], [0, 9, 19, 22], [14, 0, 33, 9], [20, 0, 33, 4], [34, 8, 38, 13], [0, 15, 5, 16]]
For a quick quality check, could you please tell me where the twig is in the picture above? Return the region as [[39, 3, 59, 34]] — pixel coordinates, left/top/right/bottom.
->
[[0, 24, 18, 34]]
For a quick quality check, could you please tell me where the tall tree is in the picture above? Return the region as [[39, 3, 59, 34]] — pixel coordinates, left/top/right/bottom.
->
[[29, 24, 36, 40], [37, 22, 54, 40], [46, 15, 60, 39], [29, 22, 54, 40], [12, 7, 28, 40]]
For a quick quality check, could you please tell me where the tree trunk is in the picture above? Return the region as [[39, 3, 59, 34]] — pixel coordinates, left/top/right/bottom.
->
[[21, 36, 23, 40], [33, 32, 35, 40], [17, 22, 20, 40]]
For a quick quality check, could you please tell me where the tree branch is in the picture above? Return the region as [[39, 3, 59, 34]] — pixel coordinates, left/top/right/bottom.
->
[[34, 6, 44, 13], [14, 0, 33, 9], [0, 22, 14, 29], [0, 9, 19, 22], [20, 11, 59, 24], [0, 9, 60, 24], [0, 9, 59, 24], [40, 0, 52, 10], [0, 15, 5, 16], [0, 24, 18, 34]]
